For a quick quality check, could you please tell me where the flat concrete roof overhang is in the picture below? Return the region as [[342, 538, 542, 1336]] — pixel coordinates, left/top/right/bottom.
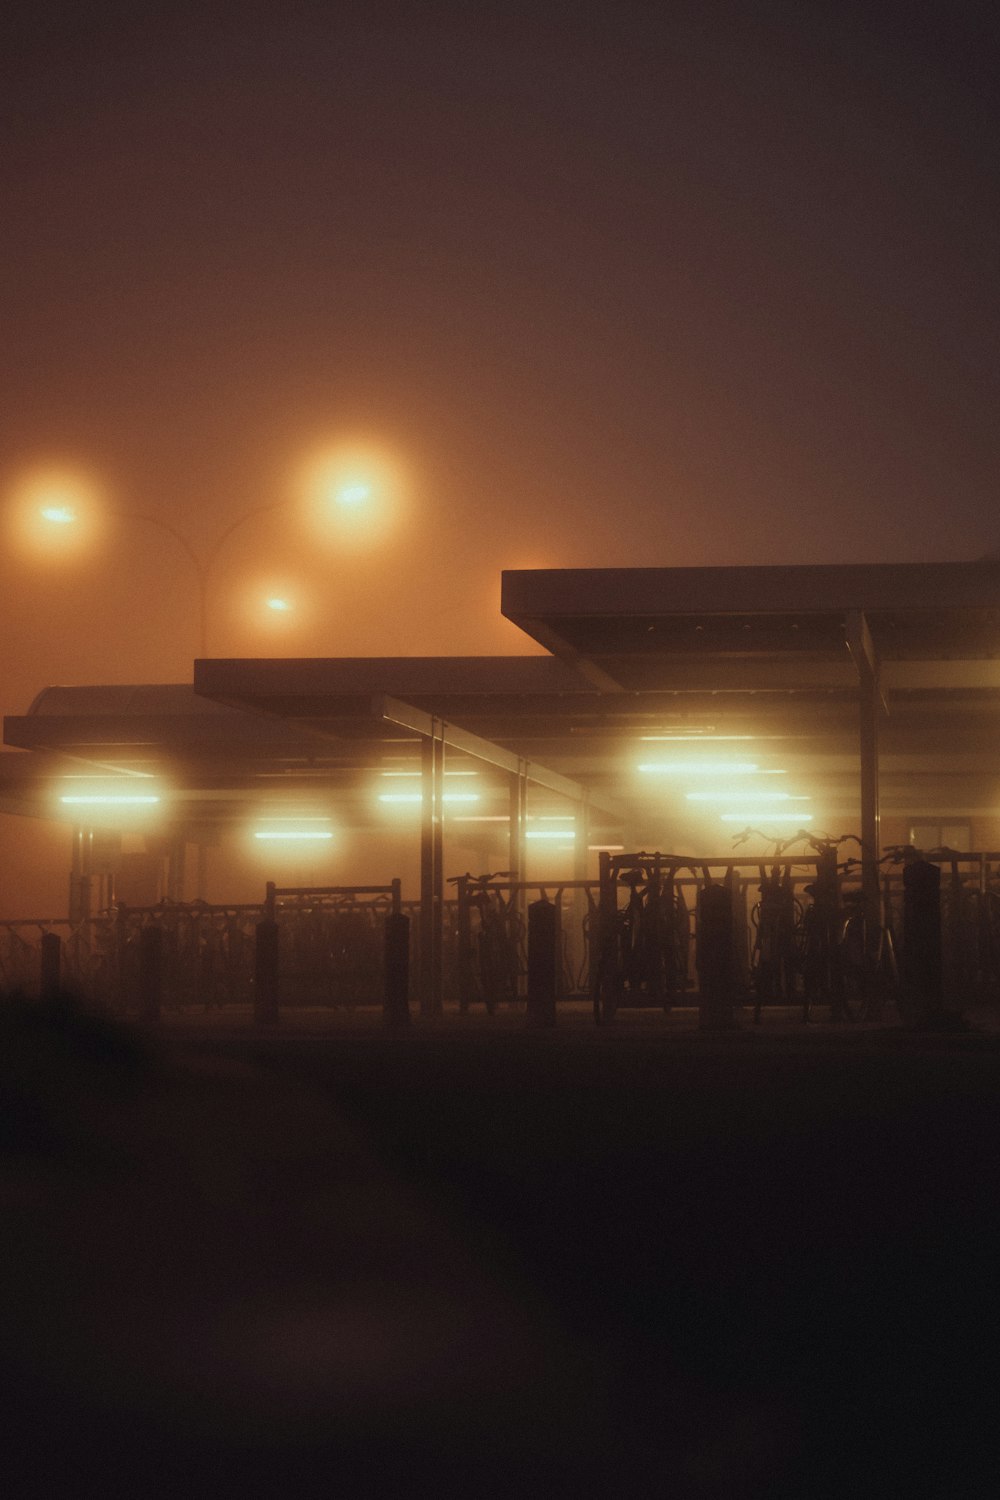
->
[[501, 561, 1000, 692]]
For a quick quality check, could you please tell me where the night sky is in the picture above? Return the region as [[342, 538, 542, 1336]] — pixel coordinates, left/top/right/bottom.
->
[[2, 0, 999, 708]]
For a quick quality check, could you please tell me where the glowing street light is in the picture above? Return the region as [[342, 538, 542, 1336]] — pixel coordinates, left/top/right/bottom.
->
[[338, 484, 370, 506], [14, 446, 391, 656], [33, 501, 303, 656]]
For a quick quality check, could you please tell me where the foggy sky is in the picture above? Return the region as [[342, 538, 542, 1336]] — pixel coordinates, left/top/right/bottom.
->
[[2, 0, 999, 710]]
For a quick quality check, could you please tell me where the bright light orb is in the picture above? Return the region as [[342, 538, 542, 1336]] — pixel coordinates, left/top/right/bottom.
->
[[266, 596, 293, 612], [299, 441, 407, 553], [338, 484, 370, 506], [8, 467, 104, 561]]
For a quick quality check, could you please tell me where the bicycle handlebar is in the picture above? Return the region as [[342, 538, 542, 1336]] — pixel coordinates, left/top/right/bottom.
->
[[731, 827, 860, 857]]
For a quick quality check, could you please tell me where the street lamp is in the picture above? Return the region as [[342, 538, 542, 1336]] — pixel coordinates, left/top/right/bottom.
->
[[25, 474, 377, 656], [109, 499, 294, 657]]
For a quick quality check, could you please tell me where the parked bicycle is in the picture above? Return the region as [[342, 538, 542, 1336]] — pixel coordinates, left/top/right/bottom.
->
[[734, 827, 863, 1022], [839, 849, 904, 1020], [450, 872, 522, 1013], [592, 853, 691, 1024], [733, 829, 806, 1022]]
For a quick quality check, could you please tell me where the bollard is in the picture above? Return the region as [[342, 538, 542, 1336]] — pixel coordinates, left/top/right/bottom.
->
[[254, 919, 280, 1026], [40, 931, 61, 1000], [902, 858, 944, 1027], [526, 898, 558, 1027], [696, 883, 738, 1031], [383, 911, 411, 1029], [138, 924, 164, 1024]]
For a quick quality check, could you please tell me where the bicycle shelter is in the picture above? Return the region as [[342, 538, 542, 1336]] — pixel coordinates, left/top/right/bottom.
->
[[502, 561, 1000, 925], [5, 560, 1000, 1018]]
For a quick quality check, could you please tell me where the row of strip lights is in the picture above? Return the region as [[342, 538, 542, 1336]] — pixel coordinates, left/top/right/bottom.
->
[[378, 770, 576, 840], [54, 776, 578, 846], [56, 783, 338, 843], [638, 734, 811, 823]]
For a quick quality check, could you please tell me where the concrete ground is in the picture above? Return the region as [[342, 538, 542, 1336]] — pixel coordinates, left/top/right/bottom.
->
[[2, 993, 999, 1497]]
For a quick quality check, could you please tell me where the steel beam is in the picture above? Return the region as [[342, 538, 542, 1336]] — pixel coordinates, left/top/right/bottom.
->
[[508, 767, 527, 885], [376, 695, 621, 816]]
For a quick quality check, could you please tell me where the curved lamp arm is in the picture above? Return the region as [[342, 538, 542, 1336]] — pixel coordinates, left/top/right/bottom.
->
[[116, 500, 292, 657]]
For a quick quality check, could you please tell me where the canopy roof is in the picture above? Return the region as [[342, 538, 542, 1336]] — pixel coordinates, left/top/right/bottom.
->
[[4, 562, 1000, 840], [501, 562, 1000, 691]]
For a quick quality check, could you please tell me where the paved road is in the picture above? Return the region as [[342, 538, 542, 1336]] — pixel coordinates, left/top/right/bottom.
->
[[3, 997, 999, 1496]]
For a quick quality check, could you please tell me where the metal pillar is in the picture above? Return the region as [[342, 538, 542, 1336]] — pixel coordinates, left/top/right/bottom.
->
[[68, 827, 92, 923], [166, 836, 186, 902], [847, 610, 885, 925], [571, 799, 590, 987], [508, 765, 528, 885], [508, 765, 529, 994], [419, 722, 445, 1016], [574, 799, 589, 882]]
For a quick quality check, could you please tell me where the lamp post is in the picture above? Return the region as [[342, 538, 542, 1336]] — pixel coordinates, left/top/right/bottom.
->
[[118, 500, 291, 657], [32, 480, 373, 656]]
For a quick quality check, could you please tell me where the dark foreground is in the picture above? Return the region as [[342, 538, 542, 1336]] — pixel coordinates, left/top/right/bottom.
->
[[3, 999, 999, 1497]]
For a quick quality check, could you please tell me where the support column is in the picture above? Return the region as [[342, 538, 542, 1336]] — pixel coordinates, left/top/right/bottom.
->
[[419, 723, 445, 1016], [166, 836, 187, 903], [571, 798, 590, 990], [574, 798, 589, 883], [69, 828, 93, 923], [508, 764, 528, 886], [846, 610, 885, 925], [69, 827, 84, 923], [508, 765, 529, 994]]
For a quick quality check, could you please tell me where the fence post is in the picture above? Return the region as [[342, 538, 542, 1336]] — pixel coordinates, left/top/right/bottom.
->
[[40, 931, 61, 1000], [384, 910, 411, 1030], [527, 897, 558, 1028], [138, 925, 164, 1024], [455, 875, 473, 1014], [594, 850, 619, 1024], [902, 858, 944, 1027], [254, 919, 280, 1025], [696, 883, 738, 1031]]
